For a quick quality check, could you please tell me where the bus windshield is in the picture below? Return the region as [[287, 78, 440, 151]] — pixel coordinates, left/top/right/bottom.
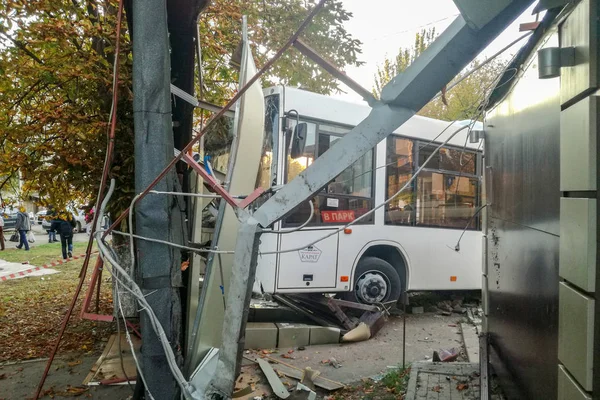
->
[[284, 118, 374, 227]]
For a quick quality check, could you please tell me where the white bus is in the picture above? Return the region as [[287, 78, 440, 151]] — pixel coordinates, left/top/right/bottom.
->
[[251, 87, 483, 304]]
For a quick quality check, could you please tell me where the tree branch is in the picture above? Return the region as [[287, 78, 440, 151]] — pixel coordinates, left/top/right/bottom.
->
[[0, 29, 44, 65]]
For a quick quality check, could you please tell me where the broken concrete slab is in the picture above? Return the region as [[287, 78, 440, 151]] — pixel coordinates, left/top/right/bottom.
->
[[405, 362, 480, 400]]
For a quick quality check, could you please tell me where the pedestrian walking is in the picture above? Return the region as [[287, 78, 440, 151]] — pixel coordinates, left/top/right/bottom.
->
[[51, 212, 76, 259], [15, 206, 31, 251], [47, 210, 58, 243], [0, 212, 5, 251]]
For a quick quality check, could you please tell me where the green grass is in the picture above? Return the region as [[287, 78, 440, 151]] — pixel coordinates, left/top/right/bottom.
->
[[332, 366, 411, 400], [0, 241, 114, 361], [1, 241, 90, 265], [381, 366, 411, 394]]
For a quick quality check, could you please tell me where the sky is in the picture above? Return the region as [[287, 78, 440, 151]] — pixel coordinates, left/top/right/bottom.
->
[[333, 0, 541, 101]]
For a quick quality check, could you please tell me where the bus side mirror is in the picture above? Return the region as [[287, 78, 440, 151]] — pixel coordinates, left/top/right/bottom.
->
[[290, 123, 307, 159]]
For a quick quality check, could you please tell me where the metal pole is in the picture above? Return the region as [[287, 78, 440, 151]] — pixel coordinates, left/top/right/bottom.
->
[[132, 0, 181, 398], [403, 298, 407, 369]]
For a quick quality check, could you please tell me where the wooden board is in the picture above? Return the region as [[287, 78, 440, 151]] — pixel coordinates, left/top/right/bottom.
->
[[243, 354, 344, 391], [83, 333, 141, 386]]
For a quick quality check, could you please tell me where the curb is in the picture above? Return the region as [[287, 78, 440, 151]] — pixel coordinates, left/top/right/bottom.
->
[[0, 252, 99, 282]]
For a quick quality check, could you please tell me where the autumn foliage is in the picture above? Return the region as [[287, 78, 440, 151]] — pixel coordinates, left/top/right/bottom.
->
[[0, 0, 362, 217]]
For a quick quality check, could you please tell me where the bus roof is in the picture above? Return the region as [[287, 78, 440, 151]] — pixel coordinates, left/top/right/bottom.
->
[[265, 86, 482, 150]]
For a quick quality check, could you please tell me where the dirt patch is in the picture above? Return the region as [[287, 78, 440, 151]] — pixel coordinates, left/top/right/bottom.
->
[[0, 242, 114, 362]]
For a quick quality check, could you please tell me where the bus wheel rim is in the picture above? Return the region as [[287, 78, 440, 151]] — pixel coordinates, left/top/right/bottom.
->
[[356, 271, 388, 304]]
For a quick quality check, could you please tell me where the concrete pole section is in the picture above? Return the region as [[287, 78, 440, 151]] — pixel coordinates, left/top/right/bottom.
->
[[133, 0, 183, 398]]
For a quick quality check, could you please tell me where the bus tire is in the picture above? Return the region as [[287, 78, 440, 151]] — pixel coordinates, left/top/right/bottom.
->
[[344, 257, 401, 305]]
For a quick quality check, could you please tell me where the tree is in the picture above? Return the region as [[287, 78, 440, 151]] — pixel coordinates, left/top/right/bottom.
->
[[373, 28, 436, 97], [373, 27, 505, 121], [0, 0, 363, 216], [0, 0, 134, 216]]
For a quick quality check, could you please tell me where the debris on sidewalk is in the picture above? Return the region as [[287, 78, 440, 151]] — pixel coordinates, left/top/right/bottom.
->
[[432, 348, 460, 363], [244, 352, 344, 391], [257, 358, 290, 399], [324, 357, 342, 369], [83, 333, 140, 386]]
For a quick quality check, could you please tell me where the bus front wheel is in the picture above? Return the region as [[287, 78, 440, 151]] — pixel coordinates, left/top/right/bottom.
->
[[344, 257, 401, 305]]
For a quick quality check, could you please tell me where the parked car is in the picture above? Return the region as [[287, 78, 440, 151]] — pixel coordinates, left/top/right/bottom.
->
[[42, 208, 88, 233], [1, 208, 18, 231], [36, 209, 48, 225]]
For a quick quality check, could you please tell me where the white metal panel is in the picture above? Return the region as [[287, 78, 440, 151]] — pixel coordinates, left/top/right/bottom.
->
[[276, 230, 339, 289], [558, 365, 592, 400], [374, 140, 387, 225], [192, 41, 265, 362], [254, 233, 279, 294], [560, 0, 598, 105], [558, 282, 595, 391], [337, 225, 482, 291], [559, 198, 596, 292], [560, 96, 597, 191]]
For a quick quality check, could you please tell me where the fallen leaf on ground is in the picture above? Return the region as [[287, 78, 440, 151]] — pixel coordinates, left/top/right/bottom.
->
[[67, 360, 82, 367], [457, 383, 469, 391], [432, 385, 441, 393]]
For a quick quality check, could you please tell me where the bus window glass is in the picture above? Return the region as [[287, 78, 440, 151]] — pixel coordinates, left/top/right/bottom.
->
[[385, 137, 414, 225], [286, 121, 316, 182], [419, 145, 476, 175], [318, 133, 372, 198], [416, 172, 479, 229], [283, 120, 374, 227]]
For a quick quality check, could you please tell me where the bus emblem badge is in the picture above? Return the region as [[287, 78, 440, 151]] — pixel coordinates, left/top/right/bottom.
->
[[298, 246, 322, 263]]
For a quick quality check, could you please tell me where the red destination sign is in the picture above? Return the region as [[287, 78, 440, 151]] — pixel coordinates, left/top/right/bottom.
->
[[321, 210, 355, 223]]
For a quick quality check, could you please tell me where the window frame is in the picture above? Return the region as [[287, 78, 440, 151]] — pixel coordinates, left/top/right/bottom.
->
[[385, 133, 482, 231]]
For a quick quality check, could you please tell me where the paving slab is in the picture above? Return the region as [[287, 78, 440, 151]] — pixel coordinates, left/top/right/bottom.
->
[[460, 323, 480, 363], [405, 362, 480, 400], [264, 313, 467, 384]]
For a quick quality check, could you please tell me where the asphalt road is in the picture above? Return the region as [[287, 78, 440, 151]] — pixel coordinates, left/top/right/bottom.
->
[[2, 223, 89, 250]]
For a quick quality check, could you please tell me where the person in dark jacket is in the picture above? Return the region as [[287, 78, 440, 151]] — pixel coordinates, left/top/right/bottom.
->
[[15, 206, 31, 251], [51, 212, 76, 259]]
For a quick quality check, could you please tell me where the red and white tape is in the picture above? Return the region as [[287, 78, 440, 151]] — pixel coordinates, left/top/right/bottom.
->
[[0, 252, 99, 282]]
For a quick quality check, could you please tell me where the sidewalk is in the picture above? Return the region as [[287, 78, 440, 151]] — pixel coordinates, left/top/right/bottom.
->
[[0, 258, 58, 281], [0, 356, 131, 399]]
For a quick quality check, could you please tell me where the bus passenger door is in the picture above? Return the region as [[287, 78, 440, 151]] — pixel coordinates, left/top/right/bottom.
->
[[276, 230, 339, 290]]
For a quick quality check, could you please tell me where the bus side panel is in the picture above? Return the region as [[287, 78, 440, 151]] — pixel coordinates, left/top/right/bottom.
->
[[276, 230, 339, 290], [338, 225, 482, 291], [254, 233, 278, 294]]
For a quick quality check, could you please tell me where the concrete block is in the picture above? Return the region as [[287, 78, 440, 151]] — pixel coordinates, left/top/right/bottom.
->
[[309, 326, 341, 345], [245, 322, 278, 350], [411, 306, 424, 314], [276, 323, 310, 349]]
